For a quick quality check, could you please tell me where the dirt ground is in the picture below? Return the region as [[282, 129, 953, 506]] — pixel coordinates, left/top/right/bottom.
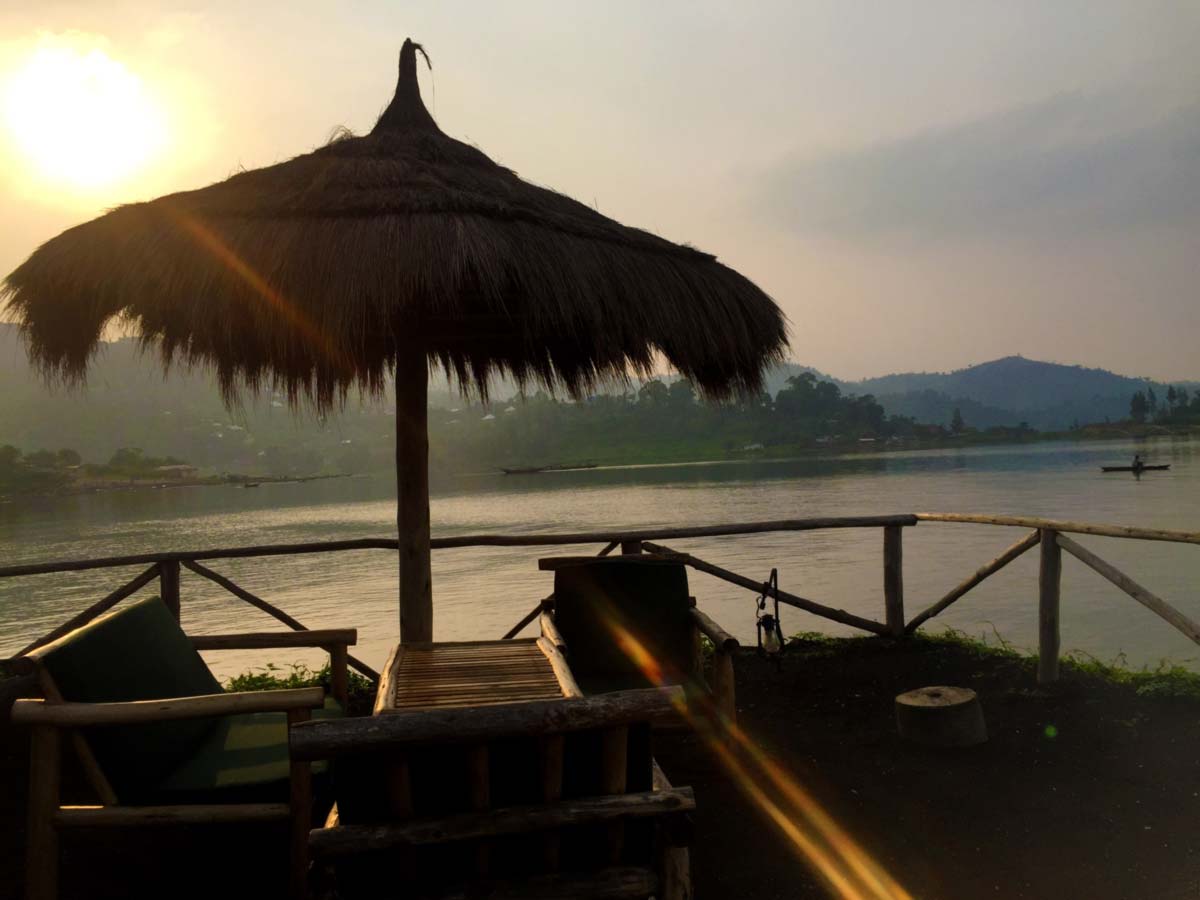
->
[[655, 636, 1200, 900], [3, 636, 1199, 899]]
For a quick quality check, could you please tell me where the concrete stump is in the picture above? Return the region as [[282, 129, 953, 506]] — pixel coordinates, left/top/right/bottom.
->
[[895, 686, 987, 748]]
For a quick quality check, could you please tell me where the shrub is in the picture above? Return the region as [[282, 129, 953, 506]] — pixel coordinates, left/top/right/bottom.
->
[[225, 661, 377, 716]]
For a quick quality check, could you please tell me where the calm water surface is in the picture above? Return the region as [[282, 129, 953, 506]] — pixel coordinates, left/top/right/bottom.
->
[[2, 438, 1197, 679]]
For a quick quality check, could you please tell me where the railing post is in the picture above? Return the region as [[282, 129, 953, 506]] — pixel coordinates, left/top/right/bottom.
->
[[159, 560, 181, 620], [1038, 529, 1061, 683], [620, 540, 643, 555], [883, 525, 904, 637]]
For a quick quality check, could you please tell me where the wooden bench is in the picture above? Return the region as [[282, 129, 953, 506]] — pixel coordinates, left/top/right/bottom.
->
[[292, 686, 693, 899]]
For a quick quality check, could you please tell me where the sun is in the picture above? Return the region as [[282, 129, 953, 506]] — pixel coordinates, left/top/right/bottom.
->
[[4, 44, 167, 190]]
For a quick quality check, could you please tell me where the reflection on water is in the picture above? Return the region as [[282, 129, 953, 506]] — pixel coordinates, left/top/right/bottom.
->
[[1, 438, 1196, 678]]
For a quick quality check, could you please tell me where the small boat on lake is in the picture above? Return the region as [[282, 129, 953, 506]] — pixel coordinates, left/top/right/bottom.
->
[[1100, 465, 1170, 472]]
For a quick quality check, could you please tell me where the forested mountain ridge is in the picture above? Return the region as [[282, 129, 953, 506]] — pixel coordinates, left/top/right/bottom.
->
[[1, 324, 1193, 473], [851, 355, 1147, 409], [754, 356, 1189, 430]]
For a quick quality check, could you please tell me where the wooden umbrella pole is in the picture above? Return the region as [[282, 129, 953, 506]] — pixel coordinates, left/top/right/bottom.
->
[[396, 347, 433, 643]]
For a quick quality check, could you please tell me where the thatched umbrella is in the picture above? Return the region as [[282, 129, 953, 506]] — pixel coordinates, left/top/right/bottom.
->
[[2, 40, 787, 642]]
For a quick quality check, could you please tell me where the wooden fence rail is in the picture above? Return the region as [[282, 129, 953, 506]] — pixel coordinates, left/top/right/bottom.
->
[[904, 530, 1041, 634], [6, 556, 380, 681], [916, 513, 1200, 545], [0, 516, 919, 579], [639, 541, 888, 636], [1055, 533, 1200, 647], [14, 564, 162, 658], [4, 512, 1197, 693], [179, 560, 379, 680]]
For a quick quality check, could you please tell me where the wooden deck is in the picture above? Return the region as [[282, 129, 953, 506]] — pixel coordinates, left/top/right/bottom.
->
[[376, 639, 572, 713]]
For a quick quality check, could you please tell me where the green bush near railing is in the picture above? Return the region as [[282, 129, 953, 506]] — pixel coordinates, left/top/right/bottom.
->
[[225, 662, 377, 716]]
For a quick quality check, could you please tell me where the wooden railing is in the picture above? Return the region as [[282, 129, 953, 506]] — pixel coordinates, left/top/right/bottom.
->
[[0, 516, 915, 682], [2, 513, 1197, 689], [913, 513, 1200, 684], [2, 555, 381, 682]]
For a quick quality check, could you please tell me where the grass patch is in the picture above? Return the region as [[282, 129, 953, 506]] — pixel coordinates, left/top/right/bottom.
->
[[225, 662, 377, 716], [914, 625, 1028, 659], [1060, 651, 1200, 700], [783, 630, 848, 659], [784, 626, 1200, 700]]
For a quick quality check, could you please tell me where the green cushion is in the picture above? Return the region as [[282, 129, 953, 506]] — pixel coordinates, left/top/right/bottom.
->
[[148, 698, 342, 803], [38, 595, 223, 797], [553, 558, 692, 689]]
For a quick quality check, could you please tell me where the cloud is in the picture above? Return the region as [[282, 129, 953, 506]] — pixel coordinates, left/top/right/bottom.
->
[[759, 91, 1200, 240]]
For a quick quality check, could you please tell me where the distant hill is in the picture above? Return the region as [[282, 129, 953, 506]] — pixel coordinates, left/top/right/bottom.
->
[[862, 390, 1027, 430], [0, 324, 398, 474], [830, 356, 1180, 430], [1, 324, 1193, 467], [857, 356, 1150, 409]]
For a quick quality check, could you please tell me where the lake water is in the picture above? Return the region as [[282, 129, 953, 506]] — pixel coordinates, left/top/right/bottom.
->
[[2, 438, 1197, 679]]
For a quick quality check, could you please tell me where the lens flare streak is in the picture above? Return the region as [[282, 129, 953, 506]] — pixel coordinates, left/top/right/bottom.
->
[[602, 601, 911, 900], [168, 208, 352, 379]]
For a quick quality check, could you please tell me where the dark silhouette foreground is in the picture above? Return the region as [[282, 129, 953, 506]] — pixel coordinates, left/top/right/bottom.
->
[[4, 637, 1198, 899]]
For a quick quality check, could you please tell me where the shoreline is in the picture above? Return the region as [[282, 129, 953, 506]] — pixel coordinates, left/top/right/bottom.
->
[[473, 427, 1196, 476], [4, 429, 1192, 500], [0, 471, 353, 503]]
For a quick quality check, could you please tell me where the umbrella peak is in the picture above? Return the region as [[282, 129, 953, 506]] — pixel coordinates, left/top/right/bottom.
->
[[373, 39, 436, 134]]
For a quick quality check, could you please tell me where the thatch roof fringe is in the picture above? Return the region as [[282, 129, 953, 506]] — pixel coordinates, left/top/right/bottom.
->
[[2, 38, 788, 410]]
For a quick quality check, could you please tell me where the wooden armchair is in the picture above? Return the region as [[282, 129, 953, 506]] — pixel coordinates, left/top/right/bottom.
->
[[9, 595, 357, 900], [291, 687, 694, 899], [537, 554, 739, 719]]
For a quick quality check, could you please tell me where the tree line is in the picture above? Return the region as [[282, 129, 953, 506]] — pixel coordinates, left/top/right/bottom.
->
[[0, 445, 191, 494], [2, 372, 1060, 486], [429, 373, 973, 471], [1129, 385, 1199, 424]]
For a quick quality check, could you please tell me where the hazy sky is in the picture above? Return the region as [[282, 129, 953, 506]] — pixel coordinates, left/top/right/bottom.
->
[[2, 1, 1197, 381]]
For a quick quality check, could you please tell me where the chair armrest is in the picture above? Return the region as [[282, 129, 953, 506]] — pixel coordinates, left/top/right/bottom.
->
[[688, 608, 739, 653], [538, 612, 567, 652], [11, 687, 326, 726], [190, 629, 357, 651]]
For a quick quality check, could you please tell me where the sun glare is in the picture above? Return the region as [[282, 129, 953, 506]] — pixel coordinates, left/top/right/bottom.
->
[[4, 44, 167, 190]]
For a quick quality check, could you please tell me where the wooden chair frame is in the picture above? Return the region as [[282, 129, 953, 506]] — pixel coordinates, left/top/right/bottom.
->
[[535, 555, 740, 721], [11, 627, 357, 900], [291, 686, 694, 900]]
